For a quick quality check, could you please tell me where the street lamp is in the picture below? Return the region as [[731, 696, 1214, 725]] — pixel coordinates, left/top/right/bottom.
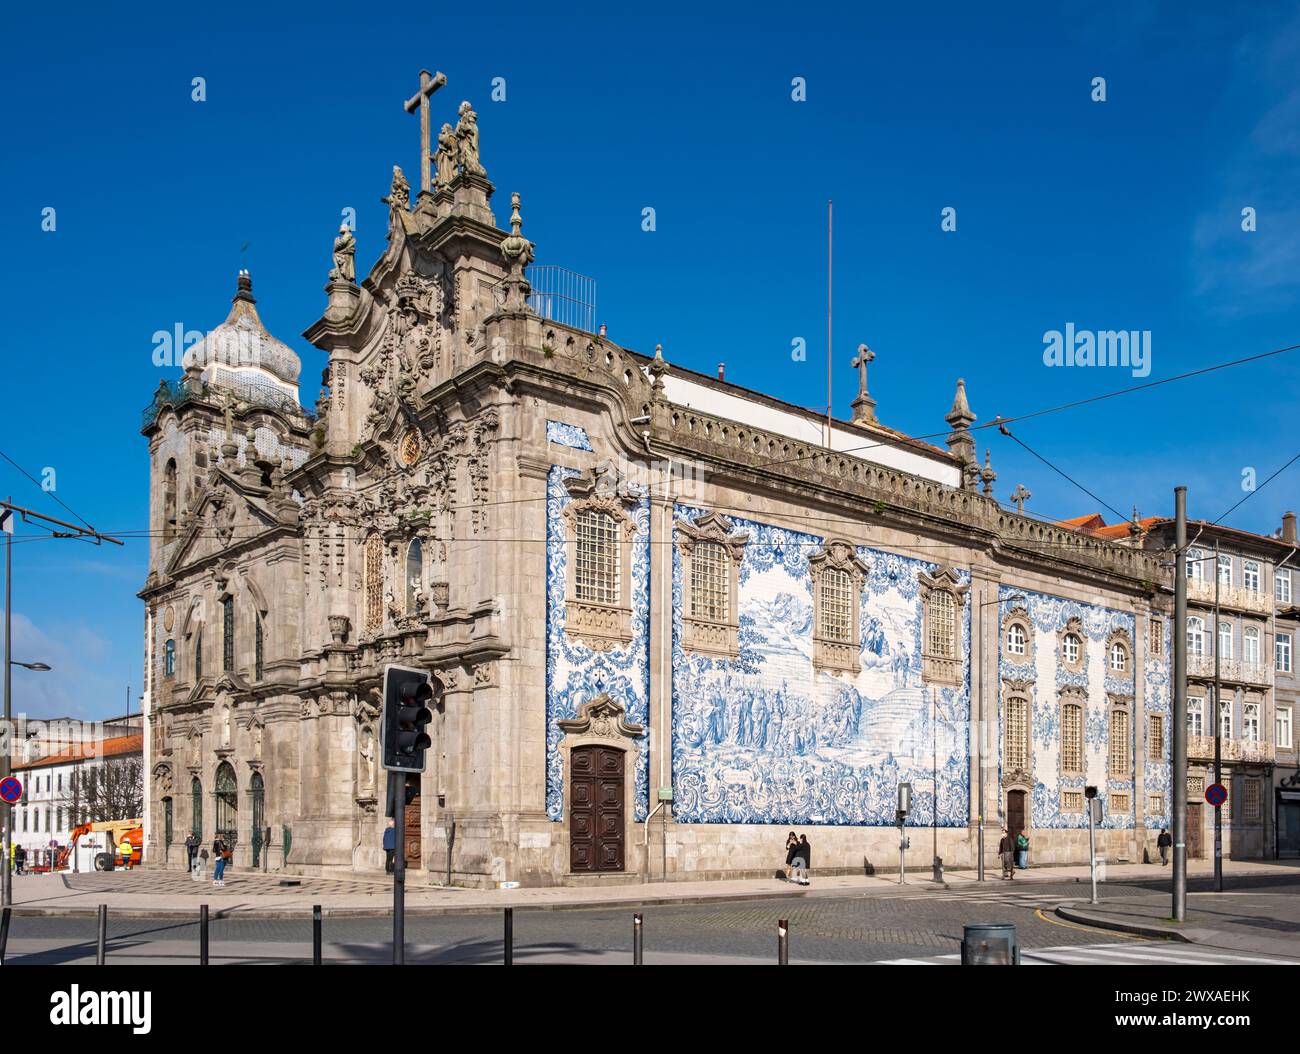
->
[[10, 661, 51, 671], [976, 592, 1025, 881]]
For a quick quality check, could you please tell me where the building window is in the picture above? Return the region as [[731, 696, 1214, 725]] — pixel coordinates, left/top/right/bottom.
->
[[1062, 632, 1082, 667], [1110, 792, 1131, 813], [1277, 707, 1293, 751], [1188, 775, 1204, 797], [1278, 634, 1292, 673], [691, 542, 730, 624], [1244, 626, 1260, 665], [164, 638, 175, 678], [254, 614, 264, 681], [1062, 790, 1083, 813], [1110, 641, 1128, 672], [574, 509, 620, 605], [676, 511, 747, 659], [1243, 780, 1261, 822], [1187, 548, 1205, 581], [163, 458, 178, 543], [808, 540, 868, 676], [1187, 616, 1205, 657], [194, 630, 203, 681], [1109, 707, 1130, 776], [1219, 697, 1232, 740], [1005, 696, 1029, 773], [1217, 554, 1233, 588], [1244, 560, 1260, 593], [1218, 621, 1233, 660], [1148, 617, 1163, 656], [1006, 622, 1027, 656], [163, 797, 173, 847], [919, 569, 967, 686], [191, 777, 203, 839], [1149, 794, 1165, 816], [1277, 570, 1292, 604], [927, 589, 956, 658], [1061, 701, 1083, 772], [405, 538, 423, 615], [1243, 701, 1260, 743], [1187, 698, 1204, 737], [222, 595, 234, 673], [1148, 714, 1165, 760], [363, 532, 384, 633]]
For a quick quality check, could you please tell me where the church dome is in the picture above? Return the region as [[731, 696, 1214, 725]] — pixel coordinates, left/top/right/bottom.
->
[[184, 272, 302, 398]]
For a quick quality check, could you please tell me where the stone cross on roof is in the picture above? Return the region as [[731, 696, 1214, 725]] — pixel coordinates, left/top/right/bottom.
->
[[403, 69, 447, 194], [850, 343, 877, 425], [1010, 483, 1031, 513]]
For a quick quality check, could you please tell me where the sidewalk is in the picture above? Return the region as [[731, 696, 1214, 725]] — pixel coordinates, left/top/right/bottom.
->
[[5, 857, 1296, 919]]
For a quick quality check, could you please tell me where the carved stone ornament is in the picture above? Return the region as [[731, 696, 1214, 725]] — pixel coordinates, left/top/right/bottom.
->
[[1002, 766, 1033, 789], [152, 763, 173, 795], [557, 693, 645, 741], [328, 614, 352, 644], [398, 428, 422, 467]]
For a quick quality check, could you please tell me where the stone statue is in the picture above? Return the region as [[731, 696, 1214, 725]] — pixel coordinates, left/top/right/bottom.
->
[[455, 101, 485, 177], [383, 165, 410, 212], [435, 122, 457, 190], [330, 224, 356, 283]]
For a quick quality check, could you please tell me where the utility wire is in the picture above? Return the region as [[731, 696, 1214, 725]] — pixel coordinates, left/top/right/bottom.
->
[[996, 424, 1130, 525], [1211, 451, 1300, 527], [0, 447, 98, 532]]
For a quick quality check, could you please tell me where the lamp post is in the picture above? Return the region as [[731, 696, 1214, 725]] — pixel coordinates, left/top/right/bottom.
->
[[976, 591, 1024, 881]]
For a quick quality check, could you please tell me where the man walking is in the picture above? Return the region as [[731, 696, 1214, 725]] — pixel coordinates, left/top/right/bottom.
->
[[13, 844, 25, 875], [1156, 827, 1172, 866], [792, 833, 812, 886], [185, 832, 198, 876], [383, 819, 397, 874], [998, 828, 1015, 880]]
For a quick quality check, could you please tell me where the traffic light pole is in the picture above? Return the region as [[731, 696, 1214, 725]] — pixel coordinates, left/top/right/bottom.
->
[[392, 770, 405, 965]]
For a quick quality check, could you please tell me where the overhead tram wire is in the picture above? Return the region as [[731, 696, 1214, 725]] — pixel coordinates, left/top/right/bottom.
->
[[995, 423, 1130, 526], [1211, 450, 1300, 527], [0, 447, 100, 533]]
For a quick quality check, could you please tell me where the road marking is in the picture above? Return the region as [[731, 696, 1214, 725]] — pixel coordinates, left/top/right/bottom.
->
[[874, 942, 1300, 965]]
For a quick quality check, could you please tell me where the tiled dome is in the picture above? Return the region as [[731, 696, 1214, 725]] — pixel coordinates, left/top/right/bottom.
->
[[184, 271, 301, 392]]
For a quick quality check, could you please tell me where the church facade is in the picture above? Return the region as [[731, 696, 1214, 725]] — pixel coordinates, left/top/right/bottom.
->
[[139, 89, 1175, 886]]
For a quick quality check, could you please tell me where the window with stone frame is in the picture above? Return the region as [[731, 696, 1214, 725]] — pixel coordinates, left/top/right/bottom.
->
[[1244, 560, 1261, 593], [194, 630, 203, 682], [1187, 697, 1205, 737], [1278, 633, 1293, 674], [1218, 620, 1234, 660], [1148, 713, 1164, 760], [1187, 548, 1205, 581], [809, 540, 869, 676], [560, 472, 638, 651], [1243, 701, 1260, 743], [1004, 695, 1030, 774], [1109, 704, 1131, 776], [1278, 707, 1293, 751], [1060, 694, 1084, 773], [164, 639, 175, 679], [1059, 618, 1086, 672], [1244, 625, 1261, 665], [1110, 640, 1128, 672], [1149, 794, 1165, 816], [918, 567, 968, 686], [1148, 616, 1164, 657], [1110, 792, 1131, 813], [254, 614, 263, 681], [1243, 779, 1261, 822], [1106, 627, 1133, 677], [1006, 621, 1027, 656], [222, 595, 235, 673], [1002, 607, 1033, 664], [405, 537, 424, 614], [1061, 790, 1083, 813], [363, 532, 384, 634], [676, 511, 748, 659], [1277, 569, 1292, 604], [1187, 616, 1206, 657]]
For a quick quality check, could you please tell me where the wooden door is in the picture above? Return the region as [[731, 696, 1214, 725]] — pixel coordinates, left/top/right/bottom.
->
[[404, 774, 422, 869], [569, 745, 625, 872], [1186, 803, 1204, 859], [1006, 790, 1027, 840]]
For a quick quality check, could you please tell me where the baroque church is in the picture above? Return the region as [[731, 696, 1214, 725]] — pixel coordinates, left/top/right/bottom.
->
[[139, 81, 1174, 885]]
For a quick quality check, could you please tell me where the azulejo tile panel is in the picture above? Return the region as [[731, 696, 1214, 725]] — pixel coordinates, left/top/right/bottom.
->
[[997, 586, 1157, 830], [671, 506, 971, 827], [544, 466, 649, 821], [545, 420, 593, 451], [1144, 617, 1172, 829]]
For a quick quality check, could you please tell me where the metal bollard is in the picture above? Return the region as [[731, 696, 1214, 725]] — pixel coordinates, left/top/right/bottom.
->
[[312, 904, 322, 966], [633, 912, 643, 965], [778, 918, 789, 965], [96, 904, 107, 965], [504, 907, 513, 966], [200, 904, 209, 966], [0, 906, 11, 966]]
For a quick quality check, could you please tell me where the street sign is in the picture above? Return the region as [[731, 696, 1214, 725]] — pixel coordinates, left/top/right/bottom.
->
[[0, 776, 22, 803], [1205, 782, 1228, 808]]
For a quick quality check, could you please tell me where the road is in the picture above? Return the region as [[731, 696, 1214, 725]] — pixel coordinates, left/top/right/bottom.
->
[[6, 873, 1299, 965]]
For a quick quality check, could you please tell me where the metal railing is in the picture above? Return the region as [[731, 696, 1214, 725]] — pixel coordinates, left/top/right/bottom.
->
[[1187, 734, 1275, 764], [1188, 578, 1272, 614], [1188, 655, 1272, 686], [142, 378, 314, 429], [526, 265, 597, 334]]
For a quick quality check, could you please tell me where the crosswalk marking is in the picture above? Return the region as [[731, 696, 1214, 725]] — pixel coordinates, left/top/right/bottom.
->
[[873, 942, 1299, 966]]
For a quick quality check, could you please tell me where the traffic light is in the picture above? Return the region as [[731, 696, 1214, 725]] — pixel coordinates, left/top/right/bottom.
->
[[381, 664, 435, 773]]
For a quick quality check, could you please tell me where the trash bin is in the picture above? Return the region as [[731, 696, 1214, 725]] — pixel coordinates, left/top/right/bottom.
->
[[961, 923, 1019, 965]]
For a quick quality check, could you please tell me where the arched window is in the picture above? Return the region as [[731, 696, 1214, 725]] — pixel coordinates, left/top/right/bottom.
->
[[406, 538, 423, 614], [163, 459, 178, 543], [1218, 621, 1233, 660], [1244, 625, 1261, 665], [1243, 701, 1261, 742], [1187, 616, 1205, 657], [194, 630, 203, 681], [163, 797, 174, 847], [574, 509, 620, 604], [1005, 696, 1029, 772], [1109, 641, 1128, 671], [191, 776, 203, 839], [250, 771, 266, 867], [214, 762, 238, 844], [1006, 622, 1027, 656], [254, 614, 263, 681], [164, 639, 175, 678], [1061, 632, 1082, 666], [1061, 701, 1083, 772], [1186, 548, 1205, 581], [222, 595, 235, 672], [364, 533, 384, 633]]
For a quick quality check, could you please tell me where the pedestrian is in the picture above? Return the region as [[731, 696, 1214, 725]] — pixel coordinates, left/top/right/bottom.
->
[[195, 844, 209, 882], [14, 844, 26, 875], [783, 831, 799, 881], [383, 819, 397, 874], [185, 833, 198, 875], [998, 828, 1015, 880], [211, 836, 227, 887], [1156, 827, 1171, 866], [792, 833, 812, 886], [1015, 830, 1029, 870]]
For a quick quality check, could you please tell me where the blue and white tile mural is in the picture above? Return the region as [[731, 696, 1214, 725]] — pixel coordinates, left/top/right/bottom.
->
[[671, 506, 971, 827], [1144, 617, 1172, 829], [545, 420, 593, 451], [997, 586, 1151, 830], [544, 466, 650, 821]]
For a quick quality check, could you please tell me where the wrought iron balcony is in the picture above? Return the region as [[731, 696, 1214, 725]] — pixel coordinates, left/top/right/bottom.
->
[[1188, 655, 1272, 686], [142, 378, 314, 429], [1188, 734, 1275, 764], [1188, 578, 1272, 614]]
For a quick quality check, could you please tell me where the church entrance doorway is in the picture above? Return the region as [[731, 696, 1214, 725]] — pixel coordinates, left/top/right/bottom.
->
[[1006, 789, 1027, 841], [569, 745, 625, 872], [403, 773, 422, 870]]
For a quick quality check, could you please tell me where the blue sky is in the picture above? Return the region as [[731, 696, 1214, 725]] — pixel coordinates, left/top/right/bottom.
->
[[3, 1, 1298, 718]]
